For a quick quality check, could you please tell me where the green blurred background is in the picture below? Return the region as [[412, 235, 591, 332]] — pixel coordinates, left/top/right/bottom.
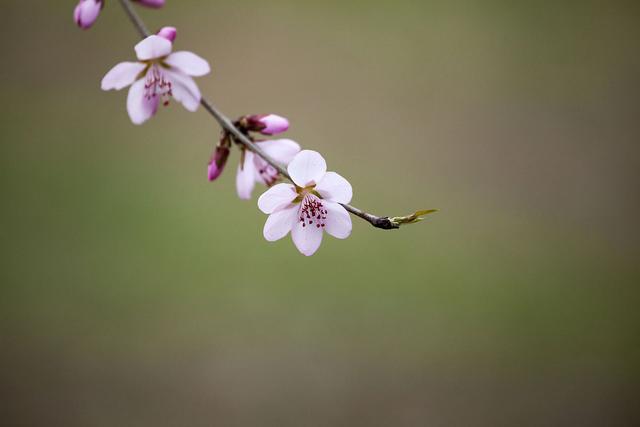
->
[[1, 1, 639, 425]]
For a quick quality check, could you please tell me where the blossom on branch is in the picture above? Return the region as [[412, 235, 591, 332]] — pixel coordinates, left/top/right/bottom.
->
[[76, 0, 435, 235], [236, 139, 301, 199], [101, 34, 210, 125], [258, 150, 353, 256]]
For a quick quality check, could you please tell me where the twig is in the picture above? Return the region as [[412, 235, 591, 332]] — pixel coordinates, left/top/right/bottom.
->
[[117, 0, 434, 230], [118, 0, 149, 38]]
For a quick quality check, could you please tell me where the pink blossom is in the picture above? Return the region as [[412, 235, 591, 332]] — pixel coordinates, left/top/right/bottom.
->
[[258, 150, 353, 256], [74, 0, 103, 30], [101, 35, 211, 125], [157, 26, 177, 42], [236, 139, 301, 199], [246, 114, 290, 135]]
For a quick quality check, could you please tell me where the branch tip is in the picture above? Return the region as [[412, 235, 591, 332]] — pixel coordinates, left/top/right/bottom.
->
[[389, 209, 438, 227]]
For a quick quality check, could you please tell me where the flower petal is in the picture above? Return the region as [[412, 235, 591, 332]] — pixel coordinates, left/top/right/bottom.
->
[[287, 150, 327, 188], [256, 139, 301, 165], [101, 62, 146, 91], [134, 35, 172, 61], [323, 201, 352, 239], [126, 78, 159, 125], [291, 214, 324, 256], [263, 205, 298, 242], [236, 151, 257, 200], [165, 51, 211, 77], [315, 171, 353, 204], [164, 69, 201, 111], [257, 183, 297, 214]]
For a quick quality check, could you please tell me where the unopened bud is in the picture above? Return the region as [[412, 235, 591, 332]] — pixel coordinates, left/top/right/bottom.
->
[[74, 0, 103, 30], [157, 26, 177, 42], [245, 114, 290, 135], [208, 145, 231, 181]]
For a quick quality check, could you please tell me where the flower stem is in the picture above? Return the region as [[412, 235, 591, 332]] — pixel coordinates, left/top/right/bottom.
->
[[117, 0, 429, 230], [118, 0, 150, 38]]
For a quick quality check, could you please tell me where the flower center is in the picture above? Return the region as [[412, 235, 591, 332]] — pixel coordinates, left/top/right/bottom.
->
[[299, 194, 327, 229], [255, 158, 279, 186], [144, 64, 172, 106]]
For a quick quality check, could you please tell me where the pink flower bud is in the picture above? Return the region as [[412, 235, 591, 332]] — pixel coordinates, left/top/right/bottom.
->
[[156, 26, 177, 42], [246, 114, 290, 135], [134, 0, 166, 8], [208, 145, 230, 181], [74, 0, 103, 30]]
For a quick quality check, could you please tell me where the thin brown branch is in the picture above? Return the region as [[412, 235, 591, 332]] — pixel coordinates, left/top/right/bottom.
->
[[118, 0, 429, 230]]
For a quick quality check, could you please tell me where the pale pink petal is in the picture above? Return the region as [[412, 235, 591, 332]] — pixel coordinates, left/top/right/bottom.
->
[[263, 205, 298, 242], [165, 51, 210, 77], [156, 26, 177, 42], [256, 139, 301, 165], [164, 69, 201, 111], [134, 35, 172, 61], [126, 79, 159, 125], [287, 150, 327, 188], [257, 183, 297, 214], [291, 214, 324, 256], [323, 201, 352, 239], [236, 151, 257, 200], [101, 62, 146, 91], [315, 171, 353, 204]]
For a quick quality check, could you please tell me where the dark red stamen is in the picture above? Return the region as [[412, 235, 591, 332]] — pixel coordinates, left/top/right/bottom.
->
[[299, 195, 327, 229], [144, 65, 172, 106]]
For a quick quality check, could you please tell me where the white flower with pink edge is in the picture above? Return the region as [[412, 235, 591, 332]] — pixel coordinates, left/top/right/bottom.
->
[[101, 34, 210, 125], [258, 150, 353, 256]]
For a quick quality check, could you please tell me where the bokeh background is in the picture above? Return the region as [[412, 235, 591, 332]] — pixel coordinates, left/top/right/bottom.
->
[[1, 1, 639, 425]]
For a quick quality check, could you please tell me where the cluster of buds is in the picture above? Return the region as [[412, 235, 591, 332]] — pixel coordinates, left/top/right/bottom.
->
[[208, 114, 290, 182], [208, 114, 296, 198]]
